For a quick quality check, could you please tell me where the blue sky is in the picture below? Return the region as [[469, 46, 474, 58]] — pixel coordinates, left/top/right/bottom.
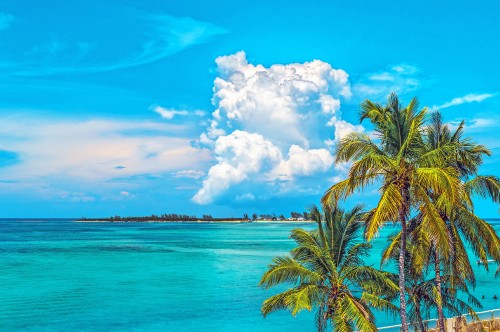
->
[[0, 0, 499, 218]]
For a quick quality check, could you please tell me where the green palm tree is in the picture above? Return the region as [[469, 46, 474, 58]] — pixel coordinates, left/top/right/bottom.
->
[[422, 112, 500, 331], [381, 112, 500, 331], [384, 233, 481, 331], [322, 93, 462, 331], [259, 204, 398, 332], [407, 273, 481, 331]]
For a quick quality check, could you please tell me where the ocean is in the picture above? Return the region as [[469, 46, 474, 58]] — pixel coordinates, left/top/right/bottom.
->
[[1, 219, 499, 331]]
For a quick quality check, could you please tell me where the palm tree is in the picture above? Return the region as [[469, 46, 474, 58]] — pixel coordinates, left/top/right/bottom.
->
[[380, 112, 500, 331], [384, 232, 481, 331], [322, 93, 461, 331], [407, 273, 481, 331], [259, 204, 398, 332], [422, 112, 500, 331]]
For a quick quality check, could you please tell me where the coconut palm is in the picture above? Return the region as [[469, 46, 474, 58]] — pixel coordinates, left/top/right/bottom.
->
[[322, 93, 461, 331], [384, 232, 482, 331], [422, 112, 500, 331], [380, 112, 500, 331], [259, 204, 398, 332], [407, 273, 481, 331]]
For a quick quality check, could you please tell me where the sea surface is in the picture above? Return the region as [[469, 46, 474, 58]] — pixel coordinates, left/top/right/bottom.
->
[[1, 219, 500, 331]]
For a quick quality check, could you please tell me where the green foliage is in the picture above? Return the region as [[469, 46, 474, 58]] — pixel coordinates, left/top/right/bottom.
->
[[260, 204, 398, 332], [321, 94, 500, 331]]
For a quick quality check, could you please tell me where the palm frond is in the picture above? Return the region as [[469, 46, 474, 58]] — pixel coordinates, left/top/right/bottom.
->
[[364, 183, 401, 240], [259, 256, 323, 289]]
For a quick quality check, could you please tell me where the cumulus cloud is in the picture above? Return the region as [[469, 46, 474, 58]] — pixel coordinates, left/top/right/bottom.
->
[[273, 145, 334, 180], [329, 118, 365, 142], [203, 51, 352, 147], [193, 52, 361, 204], [431, 93, 496, 111], [193, 131, 282, 204]]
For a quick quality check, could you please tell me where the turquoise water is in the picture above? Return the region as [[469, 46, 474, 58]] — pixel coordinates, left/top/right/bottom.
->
[[1, 220, 500, 331]]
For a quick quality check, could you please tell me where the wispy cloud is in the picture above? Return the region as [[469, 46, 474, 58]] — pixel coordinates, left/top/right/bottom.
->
[[352, 63, 421, 99], [153, 105, 206, 120], [60, 192, 95, 202], [467, 118, 496, 129], [448, 117, 497, 132], [90, 14, 228, 73], [431, 93, 496, 111], [173, 170, 205, 179], [0, 116, 210, 184], [0, 13, 227, 76], [0, 12, 14, 31]]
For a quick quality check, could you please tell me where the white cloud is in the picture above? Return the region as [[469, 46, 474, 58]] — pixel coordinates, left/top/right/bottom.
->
[[235, 193, 256, 201], [469, 118, 496, 128], [329, 118, 364, 142], [60, 191, 95, 202], [431, 93, 496, 111], [273, 145, 334, 180], [153, 106, 189, 119], [153, 105, 207, 120], [193, 52, 361, 204], [193, 131, 282, 204], [173, 170, 205, 179], [193, 133, 339, 204], [449, 117, 497, 131], [0, 116, 209, 183], [202, 51, 352, 146], [391, 64, 419, 75], [175, 185, 199, 190], [120, 191, 130, 196], [0, 12, 14, 30]]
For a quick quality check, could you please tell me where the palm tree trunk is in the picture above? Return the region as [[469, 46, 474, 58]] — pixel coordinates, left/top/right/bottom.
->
[[434, 249, 446, 332], [398, 184, 410, 332], [398, 215, 409, 332], [415, 301, 427, 332]]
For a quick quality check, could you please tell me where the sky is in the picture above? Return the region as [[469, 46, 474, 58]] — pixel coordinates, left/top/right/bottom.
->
[[0, 0, 499, 218]]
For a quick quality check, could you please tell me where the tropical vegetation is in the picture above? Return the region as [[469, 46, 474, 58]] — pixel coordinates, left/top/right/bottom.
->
[[259, 204, 398, 331], [261, 93, 500, 331]]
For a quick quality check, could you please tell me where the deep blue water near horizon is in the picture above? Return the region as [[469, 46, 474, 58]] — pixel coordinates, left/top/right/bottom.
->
[[1, 220, 500, 331]]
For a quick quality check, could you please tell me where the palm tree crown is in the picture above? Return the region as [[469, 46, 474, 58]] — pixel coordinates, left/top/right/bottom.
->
[[322, 93, 466, 331], [260, 204, 398, 332]]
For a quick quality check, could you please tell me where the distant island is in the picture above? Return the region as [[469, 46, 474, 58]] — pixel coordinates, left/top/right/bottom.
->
[[76, 212, 313, 223]]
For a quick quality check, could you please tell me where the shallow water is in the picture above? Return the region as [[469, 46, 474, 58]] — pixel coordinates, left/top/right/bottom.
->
[[1, 220, 499, 331]]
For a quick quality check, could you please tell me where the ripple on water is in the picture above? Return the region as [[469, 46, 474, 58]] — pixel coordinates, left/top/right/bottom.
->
[[0, 220, 498, 331]]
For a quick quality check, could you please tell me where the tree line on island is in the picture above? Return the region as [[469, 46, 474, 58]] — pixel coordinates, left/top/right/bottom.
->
[[77, 211, 311, 222], [260, 93, 500, 332]]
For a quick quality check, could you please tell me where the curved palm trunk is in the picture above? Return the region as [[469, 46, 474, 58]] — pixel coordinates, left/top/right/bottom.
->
[[434, 249, 446, 332]]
